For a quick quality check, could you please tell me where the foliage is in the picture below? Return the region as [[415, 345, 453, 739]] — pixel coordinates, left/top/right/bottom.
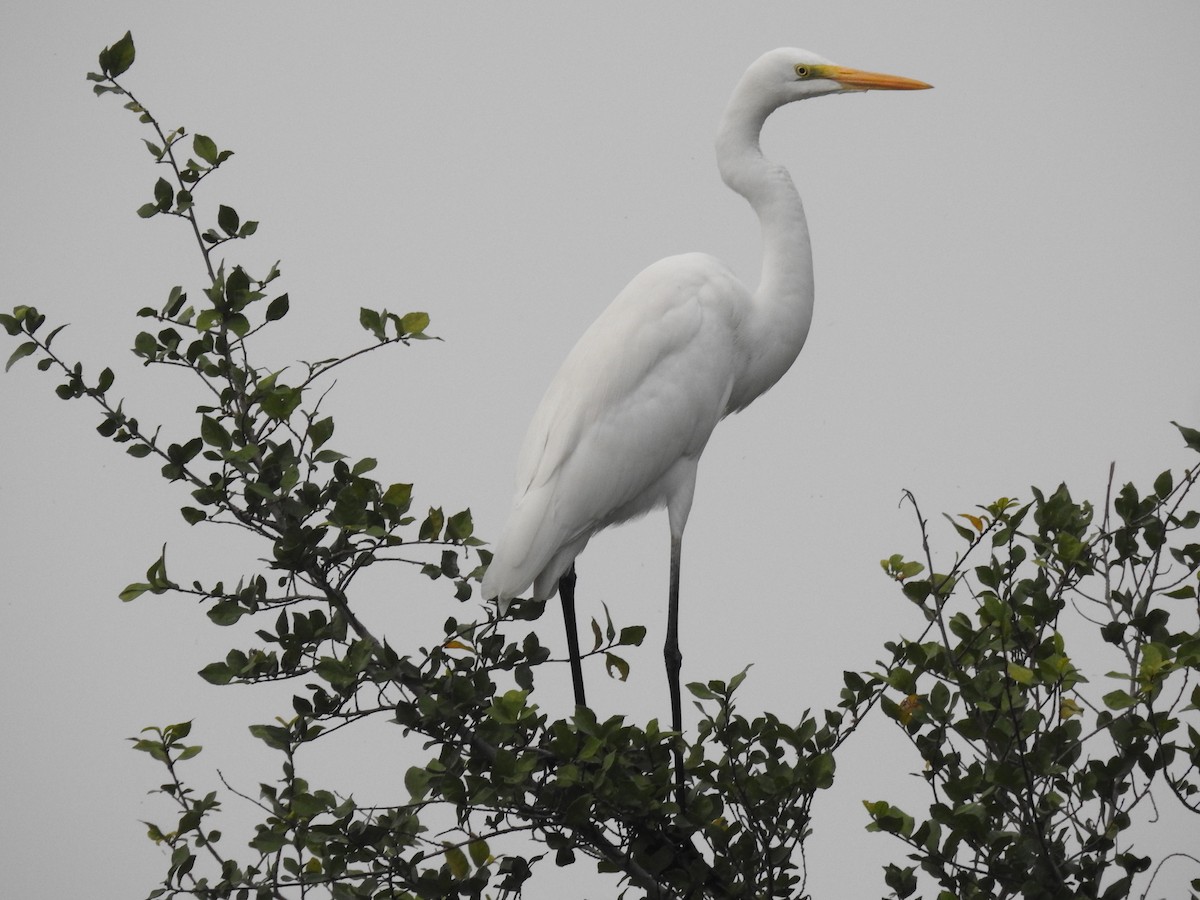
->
[[4, 31, 1199, 900], [871, 459, 1200, 899]]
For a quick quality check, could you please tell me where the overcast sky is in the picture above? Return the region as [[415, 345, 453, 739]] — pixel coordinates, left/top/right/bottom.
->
[[3, 3, 1199, 898]]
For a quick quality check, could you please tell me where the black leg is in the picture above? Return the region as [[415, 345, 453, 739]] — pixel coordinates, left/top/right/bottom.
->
[[665, 534, 684, 805], [558, 565, 586, 708]]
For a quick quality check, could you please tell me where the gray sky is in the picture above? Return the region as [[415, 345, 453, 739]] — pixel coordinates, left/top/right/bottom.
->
[[3, 3, 1199, 897]]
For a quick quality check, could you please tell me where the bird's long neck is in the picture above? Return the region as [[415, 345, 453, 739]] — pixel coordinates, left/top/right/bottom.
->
[[716, 90, 815, 412]]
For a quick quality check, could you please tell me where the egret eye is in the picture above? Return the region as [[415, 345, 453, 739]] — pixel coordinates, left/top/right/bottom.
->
[[794, 64, 811, 78]]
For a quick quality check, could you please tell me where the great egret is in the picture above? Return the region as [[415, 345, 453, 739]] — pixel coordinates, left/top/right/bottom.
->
[[482, 48, 930, 791]]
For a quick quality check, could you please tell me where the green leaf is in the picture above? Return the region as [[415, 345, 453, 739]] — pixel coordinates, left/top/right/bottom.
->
[[351, 457, 377, 476], [359, 307, 384, 340], [154, 177, 173, 211], [687, 682, 716, 700], [309, 416, 335, 450], [1103, 689, 1136, 710], [193, 134, 218, 165], [217, 205, 240, 236], [137, 203, 159, 219], [43, 323, 69, 349], [618, 625, 646, 647], [99, 31, 135, 79], [1173, 421, 1200, 454], [198, 662, 233, 685], [605, 652, 630, 682], [260, 386, 301, 420], [446, 508, 474, 541], [264, 293, 289, 322], [207, 600, 246, 626], [248, 723, 291, 751], [180, 507, 207, 525], [419, 507, 444, 541], [5, 341, 37, 372], [200, 415, 232, 450], [468, 839, 491, 868], [383, 482, 412, 509], [226, 313, 251, 338], [444, 845, 469, 880], [119, 582, 151, 602], [1153, 470, 1174, 499], [404, 766, 431, 802]]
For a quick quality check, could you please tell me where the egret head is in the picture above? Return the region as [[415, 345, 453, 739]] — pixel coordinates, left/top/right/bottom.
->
[[747, 47, 932, 107]]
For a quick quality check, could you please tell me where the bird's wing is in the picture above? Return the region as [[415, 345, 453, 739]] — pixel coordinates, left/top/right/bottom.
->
[[485, 253, 749, 600]]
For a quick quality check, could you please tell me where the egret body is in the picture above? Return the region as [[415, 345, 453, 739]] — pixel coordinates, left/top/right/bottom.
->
[[482, 48, 930, 794]]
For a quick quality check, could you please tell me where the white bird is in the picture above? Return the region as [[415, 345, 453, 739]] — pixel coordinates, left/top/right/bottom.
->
[[483, 48, 930, 793]]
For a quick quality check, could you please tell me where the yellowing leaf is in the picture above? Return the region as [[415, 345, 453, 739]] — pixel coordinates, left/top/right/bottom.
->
[[959, 513, 986, 533], [1059, 698, 1083, 720], [443, 639, 474, 653], [444, 844, 469, 879], [1006, 662, 1035, 685]]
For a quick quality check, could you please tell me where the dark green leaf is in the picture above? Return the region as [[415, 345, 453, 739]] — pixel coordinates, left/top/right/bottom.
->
[[248, 724, 290, 750], [43, 323, 69, 349], [99, 31, 135, 79], [1172, 421, 1200, 454], [605, 652, 630, 682], [419, 507, 444, 541], [154, 177, 172, 211], [310, 416, 335, 450], [217, 205, 240, 236], [261, 387, 301, 420], [5, 341, 37, 372], [359, 307, 383, 340], [198, 662, 233, 685], [226, 313, 251, 337], [351, 457, 377, 476], [200, 415, 232, 450], [193, 134, 218, 165], [1153, 470, 1173, 499], [207, 600, 246, 626], [618, 625, 646, 647], [264, 293, 289, 322]]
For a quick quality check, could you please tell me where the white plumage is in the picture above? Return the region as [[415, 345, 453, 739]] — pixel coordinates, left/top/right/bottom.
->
[[482, 50, 929, 793]]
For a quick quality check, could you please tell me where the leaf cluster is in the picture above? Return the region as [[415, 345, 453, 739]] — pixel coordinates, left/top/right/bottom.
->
[[869, 456, 1200, 899]]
